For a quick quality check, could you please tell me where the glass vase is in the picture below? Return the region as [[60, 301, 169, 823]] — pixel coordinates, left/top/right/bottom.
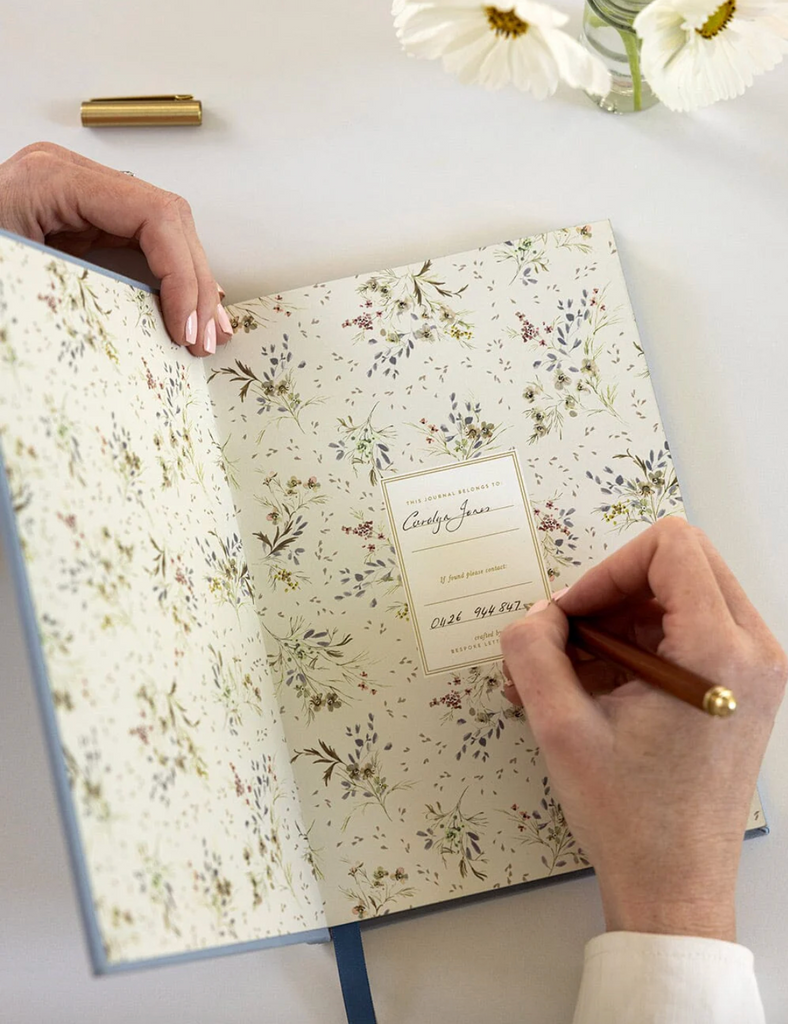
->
[[580, 0, 659, 114]]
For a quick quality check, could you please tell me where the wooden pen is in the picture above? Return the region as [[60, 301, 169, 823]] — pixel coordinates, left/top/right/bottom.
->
[[567, 618, 737, 718]]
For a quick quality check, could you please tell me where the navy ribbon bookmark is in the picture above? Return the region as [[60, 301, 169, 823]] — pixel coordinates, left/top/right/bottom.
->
[[330, 923, 377, 1024]]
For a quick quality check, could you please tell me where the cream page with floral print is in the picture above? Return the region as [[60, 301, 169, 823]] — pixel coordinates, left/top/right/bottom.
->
[[208, 220, 762, 927], [0, 234, 326, 968], [0, 224, 765, 959]]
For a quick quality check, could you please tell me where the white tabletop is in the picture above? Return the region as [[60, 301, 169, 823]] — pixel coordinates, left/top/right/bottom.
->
[[2, 2, 788, 1021]]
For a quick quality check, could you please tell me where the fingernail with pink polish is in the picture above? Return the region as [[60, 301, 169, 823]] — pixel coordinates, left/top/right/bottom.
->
[[204, 318, 217, 355], [552, 586, 572, 602], [217, 283, 226, 301], [526, 599, 550, 617], [216, 303, 233, 336], [184, 310, 197, 346]]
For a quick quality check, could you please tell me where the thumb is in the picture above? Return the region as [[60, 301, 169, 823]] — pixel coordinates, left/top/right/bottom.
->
[[500, 601, 603, 755]]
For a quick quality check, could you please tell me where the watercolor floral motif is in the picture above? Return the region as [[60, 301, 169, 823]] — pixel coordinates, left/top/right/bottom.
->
[[99, 903, 137, 963], [342, 261, 473, 378], [327, 405, 395, 485], [214, 436, 242, 491], [208, 334, 321, 441], [41, 394, 87, 487], [531, 497, 581, 582], [552, 224, 595, 252], [129, 680, 208, 802], [146, 537, 199, 635], [292, 714, 413, 830], [495, 236, 550, 285], [97, 411, 145, 504], [231, 757, 298, 906], [632, 339, 651, 378], [297, 822, 325, 882], [142, 357, 209, 491], [495, 226, 594, 286], [341, 863, 415, 919], [197, 531, 255, 612], [503, 778, 589, 876], [0, 321, 18, 371], [0, 280, 19, 371], [517, 286, 622, 442], [57, 513, 134, 630], [133, 290, 158, 338], [2, 431, 37, 518], [134, 846, 180, 937], [429, 665, 531, 762], [193, 839, 237, 939], [51, 687, 76, 713], [410, 394, 505, 461], [430, 665, 502, 724], [8, 464, 32, 519], [335, 513, 408, 620], [37, 260, 119, 368], [588, 446, 682, 530], [209, 645, 265, 735], [63, 732, 112, 822], [39, 611, 76, 670], [252, 470, 326, 590], [227, 294, 297, 333], [417, 789, 487, 881], [265, 617, 372, 721]]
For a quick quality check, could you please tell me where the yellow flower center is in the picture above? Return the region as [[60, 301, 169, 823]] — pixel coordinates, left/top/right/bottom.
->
[[696, 0, 736, 38], [485, 6, 530, 37]]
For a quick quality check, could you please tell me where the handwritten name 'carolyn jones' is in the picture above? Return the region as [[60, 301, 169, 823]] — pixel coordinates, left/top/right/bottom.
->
[[401, 498, 491, 536]]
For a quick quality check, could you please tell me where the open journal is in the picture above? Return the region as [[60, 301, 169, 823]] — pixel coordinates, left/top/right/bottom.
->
[[0, 221, 766, 972]]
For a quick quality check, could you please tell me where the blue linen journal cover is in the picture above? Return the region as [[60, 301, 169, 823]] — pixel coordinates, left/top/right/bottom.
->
[[0, 222, 766, 973]]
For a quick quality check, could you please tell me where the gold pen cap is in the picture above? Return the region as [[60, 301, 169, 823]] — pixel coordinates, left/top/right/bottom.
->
[[81, 95, 202, 127]]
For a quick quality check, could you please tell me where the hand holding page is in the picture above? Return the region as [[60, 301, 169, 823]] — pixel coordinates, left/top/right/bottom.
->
[[382, 453, 550, 673]]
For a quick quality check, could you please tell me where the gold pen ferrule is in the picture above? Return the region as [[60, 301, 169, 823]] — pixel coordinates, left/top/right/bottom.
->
[[702, 685, 737, 717]]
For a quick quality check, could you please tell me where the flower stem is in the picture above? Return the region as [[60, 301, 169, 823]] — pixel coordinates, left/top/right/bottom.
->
[[620, 28, 642, 112]]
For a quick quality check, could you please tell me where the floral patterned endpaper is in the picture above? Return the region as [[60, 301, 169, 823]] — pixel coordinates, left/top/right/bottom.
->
[[0, 223, 765, 964], [0, 235, 326, 966]]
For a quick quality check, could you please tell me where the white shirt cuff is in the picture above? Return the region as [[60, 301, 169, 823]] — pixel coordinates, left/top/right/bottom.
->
[[572, 931, 765, 1024]]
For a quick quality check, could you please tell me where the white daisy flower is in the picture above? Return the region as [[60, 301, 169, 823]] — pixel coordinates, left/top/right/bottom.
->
[[393, 1, 612, 99], [634, 0, 788, 111]]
